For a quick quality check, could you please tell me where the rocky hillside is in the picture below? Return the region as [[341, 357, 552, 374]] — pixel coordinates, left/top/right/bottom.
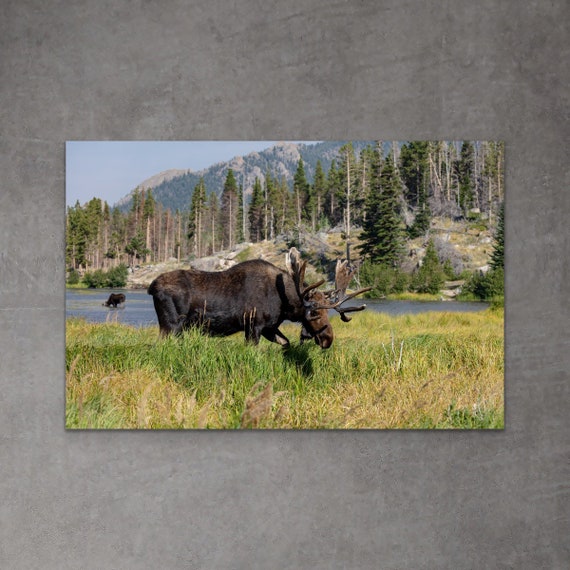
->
[[127, 217, 494, 291]]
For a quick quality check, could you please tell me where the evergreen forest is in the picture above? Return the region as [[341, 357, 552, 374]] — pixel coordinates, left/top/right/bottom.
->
[[66, 141, 505, 299]]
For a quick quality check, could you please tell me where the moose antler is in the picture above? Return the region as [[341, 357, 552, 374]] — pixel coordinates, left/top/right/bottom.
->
[[286, 248, 371, 322], [310, 258, 372, 322], [286, 247, 325, 299]]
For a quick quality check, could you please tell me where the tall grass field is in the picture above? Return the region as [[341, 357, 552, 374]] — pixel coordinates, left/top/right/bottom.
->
[[66, 308, 504, 429]]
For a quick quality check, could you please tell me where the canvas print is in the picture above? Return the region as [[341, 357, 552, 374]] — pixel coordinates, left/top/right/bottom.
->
[[66, 141, 504, 429]]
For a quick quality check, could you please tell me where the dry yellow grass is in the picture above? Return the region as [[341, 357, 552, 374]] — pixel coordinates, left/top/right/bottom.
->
[[66, 308, 504, 429]]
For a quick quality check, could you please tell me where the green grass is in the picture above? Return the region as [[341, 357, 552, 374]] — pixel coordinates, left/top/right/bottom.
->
[[66, 309, 504, 429], [384, 292, 442, 301], [66, 282, 89, 289], [234, 246, 253, 262]]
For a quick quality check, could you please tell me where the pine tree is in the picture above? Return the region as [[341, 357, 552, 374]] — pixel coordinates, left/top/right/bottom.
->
[[400, 141, 431, 237], [413, 238, 445, 294], [264, 171, 276, 240], [84, 197, 104, 268], [408, 200, 431, 238], [312, 160, 326, 228], [66, 201, 89, 270], [220, 169, 238, 250], [456, 141, 475, 215], [358, 148, 404, 267], [102, 201, 111, 268], [131, 188, 141, 227], [304, 176, 317, 232], [338, 142, 356, 251], [143, 189, 155, 219], [427, 141, 445, 207], [482, 141, 504, 223], [162, 208, 171, 262], [359, 147, 383, 261], [188, 177, 207, 257], [400, 141, 429, 207], [207, 192, 220, 255], [276, 176, 293, 234], [490, 201, 504, 270], [325, 159, 342, 225], [109, 206, 127, 265], [248, 177, 264, 242], [174, 209, 183, 262], [143, 189, 156, 262], [125, 232, 148, 265], [237, 182, 245, 243], [353, 146, 374, 227], [293, 159, 309, 227]]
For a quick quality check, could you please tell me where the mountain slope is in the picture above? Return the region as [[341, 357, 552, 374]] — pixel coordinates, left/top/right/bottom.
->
[[117, 141, 377, 212]]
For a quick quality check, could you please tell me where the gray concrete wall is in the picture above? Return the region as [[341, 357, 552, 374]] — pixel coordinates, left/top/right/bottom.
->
[[1, 1, 568, 568]]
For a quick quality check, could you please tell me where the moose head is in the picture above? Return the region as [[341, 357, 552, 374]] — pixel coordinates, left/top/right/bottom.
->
[[286, 248, 372, 348]]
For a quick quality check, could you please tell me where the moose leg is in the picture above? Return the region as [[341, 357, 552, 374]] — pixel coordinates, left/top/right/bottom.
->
[[151, 293, 185, 336], [244, 324, 262, 345], [243, 309, 264, 345], [299, 326, 312, 345], [262, 327, 290, 347]]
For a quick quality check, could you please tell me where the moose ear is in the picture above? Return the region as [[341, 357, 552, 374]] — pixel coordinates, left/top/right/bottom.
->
[[285, 249, 293, 274], [286, 247, 299, 266], [334, 259, 354, 294], [286, 247, 304, 278]]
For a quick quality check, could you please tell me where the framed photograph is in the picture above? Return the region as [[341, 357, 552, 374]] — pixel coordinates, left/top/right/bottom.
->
[[66, 140, 504, 429]]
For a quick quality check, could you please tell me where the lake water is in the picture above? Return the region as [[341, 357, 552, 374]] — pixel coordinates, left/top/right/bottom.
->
[[66, 288, 489, 327]]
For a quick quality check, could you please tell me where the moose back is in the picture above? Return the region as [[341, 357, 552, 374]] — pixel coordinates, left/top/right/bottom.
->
[[147, 248, 370, 349]]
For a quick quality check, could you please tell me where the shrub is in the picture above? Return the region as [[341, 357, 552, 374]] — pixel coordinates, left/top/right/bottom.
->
[[83, 269, 106, 288], [106, 264, 128, 288], [489, 296, 504, 310], [442, 259, 456, 280], [360, 261, 410, 297], [67, 268, 80, 285], [462, 268, 504, 301], [392, 270, 411, 294], [411, 239, 445, 294], [83, 264, 128, 288]]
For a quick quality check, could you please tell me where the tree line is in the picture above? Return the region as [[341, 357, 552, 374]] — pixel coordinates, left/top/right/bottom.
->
[[66, 189, 187, 271], [66, 141, 504, 286]]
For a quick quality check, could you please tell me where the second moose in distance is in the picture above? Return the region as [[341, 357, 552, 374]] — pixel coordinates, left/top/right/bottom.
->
[[103, 293, 126, 307], [147, 247, 371, 349]]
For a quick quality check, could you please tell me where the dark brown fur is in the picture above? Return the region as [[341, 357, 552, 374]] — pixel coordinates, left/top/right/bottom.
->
[[103, 293, 126, 307], [147, 259, 334, 348]]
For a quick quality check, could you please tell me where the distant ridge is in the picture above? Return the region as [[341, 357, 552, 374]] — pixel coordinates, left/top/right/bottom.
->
[[114, 168, 192, 208], [139, 169, 193, 190], [116, 141, 377, 212]]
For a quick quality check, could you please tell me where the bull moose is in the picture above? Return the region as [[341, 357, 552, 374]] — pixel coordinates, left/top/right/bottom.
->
[[103, 293, 126, 307], [147, 248, 371, 349]]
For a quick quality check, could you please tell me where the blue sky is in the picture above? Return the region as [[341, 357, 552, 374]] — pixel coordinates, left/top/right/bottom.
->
[[66, 141, 317, 207]]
